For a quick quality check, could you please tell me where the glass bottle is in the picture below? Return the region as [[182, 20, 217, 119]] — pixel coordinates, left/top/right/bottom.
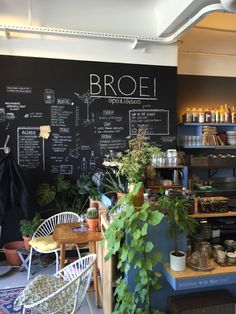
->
[[198, 108, 205, 123], [220, 105, 225, 123], [185, 107, 192, 123], [232, 105, 236, 123], [224, 104, 230, 123], [226, 105, 232, 123], [205, 107, 212, 123], [192, 107, 199, 123], [211, 107, 216, 123], [215, 106, 220, 123]]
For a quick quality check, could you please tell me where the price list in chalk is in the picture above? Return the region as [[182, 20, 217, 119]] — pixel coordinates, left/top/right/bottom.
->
[[17, 127, 45, 170]]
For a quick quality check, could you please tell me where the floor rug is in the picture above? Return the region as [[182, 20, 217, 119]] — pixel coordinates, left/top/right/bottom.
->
[[0, 287, 30, 314]]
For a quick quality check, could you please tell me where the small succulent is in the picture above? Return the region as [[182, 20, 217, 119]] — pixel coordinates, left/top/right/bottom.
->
[[87, 207, 98, 219]]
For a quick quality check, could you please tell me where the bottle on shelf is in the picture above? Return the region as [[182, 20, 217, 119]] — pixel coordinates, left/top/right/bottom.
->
[[211, 107, 216, 123], [225, 104, 232, 123], [205, 107, 212, 123], [182, 107, 192, 123], [219, 105, 225, 123], [192, 107, 199, 123], [215, 106, 220, 123], [198, 108, 205, 123], [232, 105, 236, 123]]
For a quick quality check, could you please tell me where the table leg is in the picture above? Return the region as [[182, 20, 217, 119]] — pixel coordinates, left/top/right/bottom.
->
[[89, 241, 100, 307], [60, 244, 65, 270]]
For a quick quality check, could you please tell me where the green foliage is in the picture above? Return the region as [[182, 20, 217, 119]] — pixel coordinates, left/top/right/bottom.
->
[[157, 193, 198, 255], [87, 207, 98, 219], [104, 182, 164, 314], [101, 169, 127, 194], [19, 212, 41, 237], [37, 173, 100, 214], [111, 129, 160, 184]]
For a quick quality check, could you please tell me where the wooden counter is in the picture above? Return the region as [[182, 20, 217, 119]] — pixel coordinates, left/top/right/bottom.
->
[[163, 261, 236, 291]]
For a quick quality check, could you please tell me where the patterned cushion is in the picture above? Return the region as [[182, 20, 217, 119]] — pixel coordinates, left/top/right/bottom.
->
[[29, 235, 59, 251], [14, 274, 76, 313]]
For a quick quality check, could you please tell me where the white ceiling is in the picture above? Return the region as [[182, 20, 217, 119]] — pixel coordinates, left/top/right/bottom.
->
[[0, 0, 235, 42]]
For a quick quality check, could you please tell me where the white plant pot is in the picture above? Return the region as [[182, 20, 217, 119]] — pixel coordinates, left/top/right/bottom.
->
[[170, 251, 186, 271]]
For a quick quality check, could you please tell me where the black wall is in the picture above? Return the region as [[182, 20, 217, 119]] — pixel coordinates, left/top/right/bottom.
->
[[0, 55, 177, 244], [0, 55, 177, 191]]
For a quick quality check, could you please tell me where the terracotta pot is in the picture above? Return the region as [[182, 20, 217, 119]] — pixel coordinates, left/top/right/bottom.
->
[[3, 241, 25, 266], [128, 183, 144, 207], [87, 218, 99, 231], [23, 236, 32, 250]]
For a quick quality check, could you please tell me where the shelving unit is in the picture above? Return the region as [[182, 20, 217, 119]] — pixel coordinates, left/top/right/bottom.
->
[[190, 211, 236, 218], [163, 262, 236, 291], [147, 165, 188, 193], [178, 123, 236, 150]]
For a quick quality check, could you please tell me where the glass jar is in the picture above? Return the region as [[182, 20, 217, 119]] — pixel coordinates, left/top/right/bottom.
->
[[200, 241, 212, 258], [193, 234, 205, 251]]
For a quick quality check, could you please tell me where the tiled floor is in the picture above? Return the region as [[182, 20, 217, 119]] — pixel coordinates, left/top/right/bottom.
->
[[0, 259, 104, 314]]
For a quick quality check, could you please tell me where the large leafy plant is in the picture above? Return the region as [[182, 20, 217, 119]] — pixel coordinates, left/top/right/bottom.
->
[[111, 129, 160, 184], [101, 168, 127, 194], [19, 212, 41, 237], [104, 182, 164, 314], [37, 173, 100, 214], [157, 193, 198, 256]]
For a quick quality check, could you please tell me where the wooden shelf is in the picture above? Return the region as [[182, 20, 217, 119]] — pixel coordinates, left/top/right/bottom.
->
[[190, 211, 236, 218], [154, 165, 187, 169], [179, 123, 236, 126], [182, 145, 236, 149], [148, 185, 183, 192], [163, 261, 236, 291]]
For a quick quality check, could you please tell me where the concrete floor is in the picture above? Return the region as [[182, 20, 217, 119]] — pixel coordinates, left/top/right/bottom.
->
[[0, 258, 104, 314]]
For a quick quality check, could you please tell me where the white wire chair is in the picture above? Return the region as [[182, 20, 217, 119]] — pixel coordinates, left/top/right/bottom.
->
[[16, 254, 97, 314], [27, 212, 81, 280]]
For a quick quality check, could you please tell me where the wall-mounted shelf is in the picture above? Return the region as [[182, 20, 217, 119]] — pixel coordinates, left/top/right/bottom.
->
[[190, 211, 236, 218], [163, 262, 236, 291], [179, 123, 236, 127], [183, 145, 236, 149], [154, 165, 187, 169]]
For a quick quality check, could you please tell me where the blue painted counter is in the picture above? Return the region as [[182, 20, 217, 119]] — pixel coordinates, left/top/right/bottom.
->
[[126, 217, 236, 313]]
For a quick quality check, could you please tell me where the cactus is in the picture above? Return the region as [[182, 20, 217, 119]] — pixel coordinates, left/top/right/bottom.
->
[[87, 207, 98, 219]]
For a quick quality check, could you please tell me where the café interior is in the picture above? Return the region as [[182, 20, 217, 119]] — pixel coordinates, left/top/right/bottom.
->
[[0, 0, 236, 313]]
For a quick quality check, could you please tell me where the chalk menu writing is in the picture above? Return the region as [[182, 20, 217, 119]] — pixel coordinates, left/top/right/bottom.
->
[[17, 127, 45, 170], [129, 109, 169, 136], [0, 55, 177, 191]]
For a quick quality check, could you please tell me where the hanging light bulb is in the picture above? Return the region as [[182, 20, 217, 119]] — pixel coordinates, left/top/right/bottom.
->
[[221, 0, 236, 12]]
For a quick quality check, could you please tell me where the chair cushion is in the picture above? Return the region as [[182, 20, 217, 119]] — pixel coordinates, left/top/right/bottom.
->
[[29, 235, 59, 251], [14, 274, 75, 313]]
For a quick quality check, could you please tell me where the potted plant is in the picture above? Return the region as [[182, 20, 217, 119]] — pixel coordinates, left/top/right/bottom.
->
[[157, 193, 198, 271], [101, 168, 128, 199], [110, 129, 160, 206], [86, 206, 99, 231], [19, 212, 41, 250], [104, 182, 164, 313], [37, 173, 100, 216]]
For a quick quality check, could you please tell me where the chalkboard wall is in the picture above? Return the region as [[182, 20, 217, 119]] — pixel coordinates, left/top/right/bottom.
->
[[0, 55, 177, 196]]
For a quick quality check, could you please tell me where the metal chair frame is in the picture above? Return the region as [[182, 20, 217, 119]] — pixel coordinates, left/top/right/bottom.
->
[[22, 254, 96, 314], [27, 212, 81, 280]]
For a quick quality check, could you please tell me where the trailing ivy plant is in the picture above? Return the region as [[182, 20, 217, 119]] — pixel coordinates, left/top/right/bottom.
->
[[104, 182, 164, 314]]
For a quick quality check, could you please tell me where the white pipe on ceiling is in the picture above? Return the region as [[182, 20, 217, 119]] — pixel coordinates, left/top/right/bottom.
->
[[0, 3, 229, 44]]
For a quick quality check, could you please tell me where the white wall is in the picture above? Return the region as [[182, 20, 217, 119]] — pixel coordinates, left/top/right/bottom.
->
[[178, 24, 236, 77], [0, 37, 178, 66]]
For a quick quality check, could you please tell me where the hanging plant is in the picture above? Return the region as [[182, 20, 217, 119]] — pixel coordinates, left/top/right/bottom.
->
[[104, 182, 164, 314]]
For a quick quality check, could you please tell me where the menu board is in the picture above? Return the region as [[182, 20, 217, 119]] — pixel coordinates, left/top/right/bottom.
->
[[0, 55, 177, 192]]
